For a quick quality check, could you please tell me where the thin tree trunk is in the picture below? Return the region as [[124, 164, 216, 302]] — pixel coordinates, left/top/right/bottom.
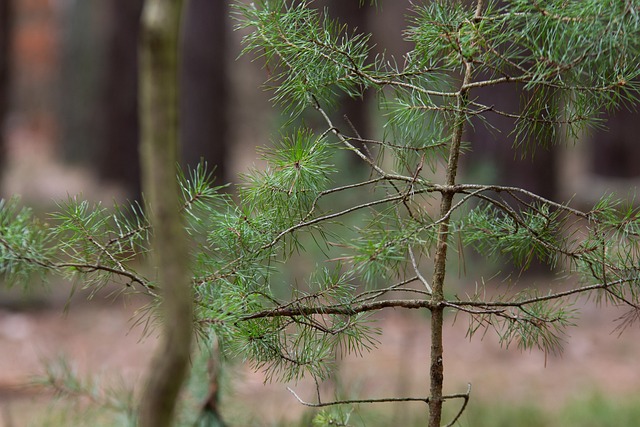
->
[[428, 3, 483, 425], [138, 1, 192, 426]]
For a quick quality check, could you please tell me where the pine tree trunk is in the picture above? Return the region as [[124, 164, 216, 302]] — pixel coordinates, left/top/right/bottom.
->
[[138, 1, 192, 426], [0, 0, 12, 171], [429, 4, 483, 425]]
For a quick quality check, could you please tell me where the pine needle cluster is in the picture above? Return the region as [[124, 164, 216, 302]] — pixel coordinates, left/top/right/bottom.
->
[[2, 1, 640, 425]]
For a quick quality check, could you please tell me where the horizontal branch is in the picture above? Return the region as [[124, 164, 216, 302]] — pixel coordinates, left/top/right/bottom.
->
[[54, 262, 156, 295], [240, 298, 434, 321], [468, 100, 587, 125], [237, 278, 635, 324], [453, 183, 589, 218], [288, 387, 429, 407], [287, 383, 471, 408], [450, 278, 629, 309], [0, 236, 155, 296]]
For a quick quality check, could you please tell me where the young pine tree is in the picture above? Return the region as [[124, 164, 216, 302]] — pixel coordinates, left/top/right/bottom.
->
[[1, 1, 640, 426]]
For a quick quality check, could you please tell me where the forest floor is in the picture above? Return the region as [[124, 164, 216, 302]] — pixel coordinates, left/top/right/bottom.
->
[[1, 280, 640, 426]]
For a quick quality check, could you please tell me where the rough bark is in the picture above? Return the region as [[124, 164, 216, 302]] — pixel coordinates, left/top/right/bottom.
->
[[138, 1, 192, 426], [429, 4, 483, 425]]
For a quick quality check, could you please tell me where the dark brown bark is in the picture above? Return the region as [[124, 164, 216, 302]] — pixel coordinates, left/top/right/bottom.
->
[[179, 0, 229, 184], [0, 0, 11, 172], [99, 0, 145, 200], [138, 1, 192, 426]]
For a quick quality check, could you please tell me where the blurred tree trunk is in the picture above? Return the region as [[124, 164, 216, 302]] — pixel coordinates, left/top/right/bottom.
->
[[325, 0, 371, 163], [328, 0, 370, 142], [99, 0, 144, 200], [100, 0, 230, 198], [180, 0, 229, 185], [138, 1, 192, 426], [590, 105, 640, 178], [0, 0, 11, 172], [58, 2, 107, 164]]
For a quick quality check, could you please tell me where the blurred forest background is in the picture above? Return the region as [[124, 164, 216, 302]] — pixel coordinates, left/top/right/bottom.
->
[[3, 0, 639, 205], [1, 0, 640, 426]]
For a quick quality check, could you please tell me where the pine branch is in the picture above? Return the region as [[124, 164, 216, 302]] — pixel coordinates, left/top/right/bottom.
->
[[240, 298, 435, 321]]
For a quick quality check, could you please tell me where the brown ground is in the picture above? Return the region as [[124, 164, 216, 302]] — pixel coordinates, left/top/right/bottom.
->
[[1, 283, 640, 426]]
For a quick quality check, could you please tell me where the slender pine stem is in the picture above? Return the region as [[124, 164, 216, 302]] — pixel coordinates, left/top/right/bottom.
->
[[428, 2, 484, 425]]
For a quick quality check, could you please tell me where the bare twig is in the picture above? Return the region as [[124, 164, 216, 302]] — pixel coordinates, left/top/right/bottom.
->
[[445, 383, 472, 427], [311, 96, 386, 176], [408, 245, 432, 293], [287, 386, 429, 407], [261, 188, 436, 252], [453, 278, 630, 309], [286, 383, 471, 411], [351, 275, 423, 304]]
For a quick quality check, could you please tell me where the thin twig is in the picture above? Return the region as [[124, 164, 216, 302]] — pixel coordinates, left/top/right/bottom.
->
[[408, 245, 432, 293], [351, 275, 422, 304], [287, 387, 429, 407], [444, 384, 472, 427], [311, 96, 386, 176], [286, 384, 471, 409], [261, 188, 435, 252], [454, 278, 630, 308], [0, 237, 155, 295]]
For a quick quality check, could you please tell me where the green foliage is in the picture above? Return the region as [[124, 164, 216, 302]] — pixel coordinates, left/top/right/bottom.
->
[[240, 128, 336, 225], [312, 407, 353, 427], [50, 198, 150, 293], [4, 0, 640, 425], [0, 197, 52, 286], [462, 203, 562, 270], [235, 0, 373, 117]]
